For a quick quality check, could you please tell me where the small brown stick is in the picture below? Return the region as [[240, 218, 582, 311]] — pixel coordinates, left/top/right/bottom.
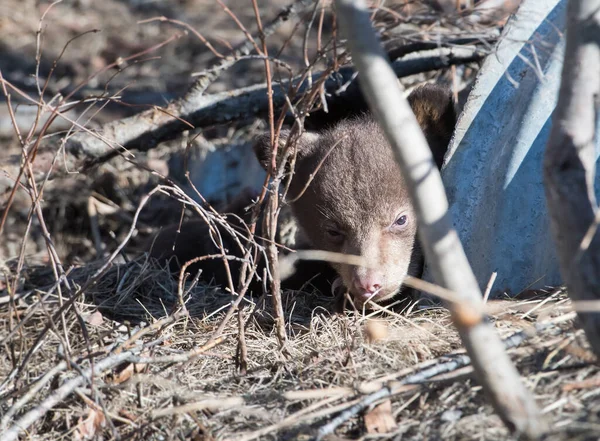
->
[[217, 0, 263, 55], [251, 0, 287, 348], [151, 397, 244, 418], [126, 336, 227, 364], [206, 257, 260, 344], [176, 254, 248, 305], [562, 374, 600, 392], [138, 16, 225, 58], [34, 1, 64, 100], [237, 307, 249, 374]]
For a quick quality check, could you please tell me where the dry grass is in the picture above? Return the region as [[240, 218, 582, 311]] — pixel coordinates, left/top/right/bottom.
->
[[2, 261, 598, 440], [2, 1, 598, 440]]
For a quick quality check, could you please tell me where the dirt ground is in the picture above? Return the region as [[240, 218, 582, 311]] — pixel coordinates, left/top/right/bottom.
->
[[2, 1, 599, 440]]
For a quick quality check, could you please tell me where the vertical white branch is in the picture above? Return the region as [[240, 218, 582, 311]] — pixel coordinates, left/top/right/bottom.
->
[[334, 0, 546, 437], [544, 0, 600, 356]]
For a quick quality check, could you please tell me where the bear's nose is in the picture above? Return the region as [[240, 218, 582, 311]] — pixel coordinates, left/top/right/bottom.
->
[[352, 270, 383, 297]]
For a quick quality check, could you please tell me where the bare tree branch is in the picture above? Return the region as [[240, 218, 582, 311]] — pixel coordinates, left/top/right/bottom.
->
[[334, 0, 546, 438], [0, 46, 483, 205], [65, 46, 480, 157], [544, 0, 600, 356]]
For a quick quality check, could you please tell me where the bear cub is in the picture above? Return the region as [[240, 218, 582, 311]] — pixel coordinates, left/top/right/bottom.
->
[[148, 83, 456, 306]]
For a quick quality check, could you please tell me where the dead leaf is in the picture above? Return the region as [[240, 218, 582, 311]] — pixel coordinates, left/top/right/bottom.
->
[[364, 319, 388, 343], [84, 311, 104, 327], [74, 407, 106, 440], [111, 359, 147, 384], [118, 408, 137, 422], [364, 399, 397, 434], [113, 363, 135, 384]]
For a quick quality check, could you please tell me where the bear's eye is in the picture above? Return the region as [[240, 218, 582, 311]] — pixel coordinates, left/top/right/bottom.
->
[[326, 229, 343, 239], [395, 215, 407, 226], [323, 222, 345, 243], [392, 214, 408, 230]]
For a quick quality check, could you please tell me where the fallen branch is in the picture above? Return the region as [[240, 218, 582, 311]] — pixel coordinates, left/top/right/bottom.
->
[[334, 0, 546, 438], [65, 47, 482, 159], [0, 45, 484, 205]]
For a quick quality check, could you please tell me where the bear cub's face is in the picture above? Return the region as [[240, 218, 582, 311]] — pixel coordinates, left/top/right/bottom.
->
[[254, 84, 455, 305]]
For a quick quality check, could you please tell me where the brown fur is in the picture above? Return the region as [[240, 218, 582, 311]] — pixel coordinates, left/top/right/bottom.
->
[[407, 84, 456, 169], [147, 209, 254, 290], [148, 83, 455, 305]]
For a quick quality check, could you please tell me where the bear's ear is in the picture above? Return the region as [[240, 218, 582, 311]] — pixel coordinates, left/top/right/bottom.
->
[[253, 129, 320, 171], [407, 84, 456, 169]]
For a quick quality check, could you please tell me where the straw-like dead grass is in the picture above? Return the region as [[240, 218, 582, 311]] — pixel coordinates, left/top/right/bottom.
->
[[1, 258, 598, 441], [1, 1, 598, 439]]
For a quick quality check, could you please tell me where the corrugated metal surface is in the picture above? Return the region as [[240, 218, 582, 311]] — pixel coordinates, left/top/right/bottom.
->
[[423, 0, 575, 296]]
